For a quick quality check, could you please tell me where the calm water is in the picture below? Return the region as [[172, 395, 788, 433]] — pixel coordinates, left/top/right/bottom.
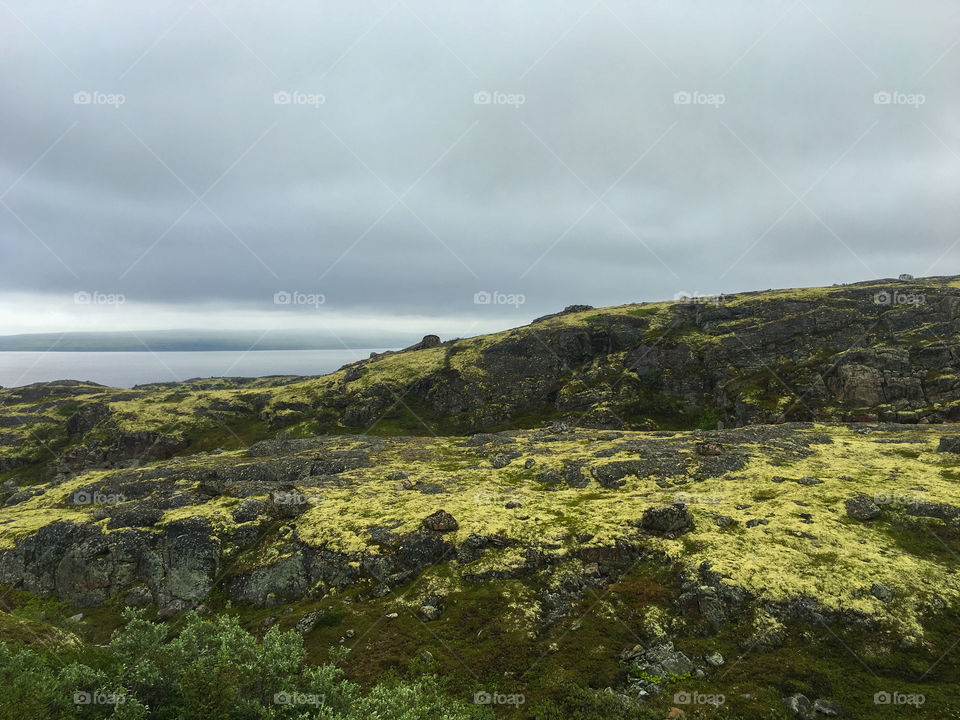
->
[[0, 350, 387, 389]]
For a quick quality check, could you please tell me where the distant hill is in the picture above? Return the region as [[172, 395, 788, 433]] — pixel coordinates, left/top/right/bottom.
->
[[0, 329, 414, 352]]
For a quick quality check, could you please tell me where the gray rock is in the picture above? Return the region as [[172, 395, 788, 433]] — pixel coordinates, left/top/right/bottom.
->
[[715, 515, 734, 527], [639, 503, 693, 537], [813, 698, 844, 716], [937, 436, 960, 453], [783, 693, 813, 718], [232, 497, 267, 523], [870, 583, 895, 603], [705, 651, 724, 667], [294, 610, 324, 635], [845, 494, 881, 521]]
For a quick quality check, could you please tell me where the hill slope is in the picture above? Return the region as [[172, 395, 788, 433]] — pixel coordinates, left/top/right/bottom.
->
[[1, 276, 959, 718]]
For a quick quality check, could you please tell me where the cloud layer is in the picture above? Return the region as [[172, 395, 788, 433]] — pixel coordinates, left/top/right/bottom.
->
[[1, 1, 958, 337]]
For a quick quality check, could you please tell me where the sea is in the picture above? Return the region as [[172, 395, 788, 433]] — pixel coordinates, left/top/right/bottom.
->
[[0, 350, 387, 389]]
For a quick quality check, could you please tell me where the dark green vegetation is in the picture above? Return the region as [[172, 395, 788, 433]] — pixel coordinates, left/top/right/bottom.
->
[[2, 276, 960, 718]]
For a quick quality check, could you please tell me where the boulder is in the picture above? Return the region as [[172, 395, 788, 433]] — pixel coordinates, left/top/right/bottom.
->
[[639, 504, 693, 537], [844, 494, 881, 521], [422, 510, 458, 532]]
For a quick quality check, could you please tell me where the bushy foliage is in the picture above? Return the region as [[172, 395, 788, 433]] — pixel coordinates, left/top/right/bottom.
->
[[0, 610, 491, 720]]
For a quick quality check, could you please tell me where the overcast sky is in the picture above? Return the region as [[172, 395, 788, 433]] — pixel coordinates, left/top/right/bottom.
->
[[1, 1, 958, 342]]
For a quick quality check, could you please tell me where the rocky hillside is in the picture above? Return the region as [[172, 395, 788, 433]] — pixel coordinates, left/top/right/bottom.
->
[[2, 276, 960, 718]]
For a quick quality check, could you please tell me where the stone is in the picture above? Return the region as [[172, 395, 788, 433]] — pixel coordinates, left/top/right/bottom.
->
[[845, 494, 881, 521], [783, 693, 812, 717], [294, 610, 324, 635], [798, 476, 822, 486], [422, 509, 458, 532], [232, 498, 267, 523], [937, 436, 960, 454], [812, 698, 844, 716], [705, 651, 724, 667], [385, 612, 399, 619], [420, 605, 441, 621], [715, 515, 733, 527], [870, 583, 895, 603], [639, 503, 693, 537]]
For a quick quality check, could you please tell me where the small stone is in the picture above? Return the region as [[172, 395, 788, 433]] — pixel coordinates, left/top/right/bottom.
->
[[639, 503, 694, 537], [937, 436, 960, 454], [420, 605, 441, 621], [422, 509, 458, 532], [505, 500, 522, 509], [523, 458, 536, 469], [705, 651, 724, 667], [491, 454, 512, 469], [845, 494, 881, 521], [295, 611, 324, 635], [386, 612, 399, 619], [798, 476, 822, 486], [783, 693, 811, 716], [812, 698, 843, 716], [66, 613, 84, 623], [715, 515, 733, 527], [870, 583, 895, 603]]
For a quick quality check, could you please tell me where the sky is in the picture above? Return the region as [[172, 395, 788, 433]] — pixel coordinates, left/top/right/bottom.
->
[[1, 1, 958, 344]]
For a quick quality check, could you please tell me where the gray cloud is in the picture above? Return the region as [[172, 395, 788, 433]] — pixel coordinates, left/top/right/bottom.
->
[[1, 0, 958, 333]]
